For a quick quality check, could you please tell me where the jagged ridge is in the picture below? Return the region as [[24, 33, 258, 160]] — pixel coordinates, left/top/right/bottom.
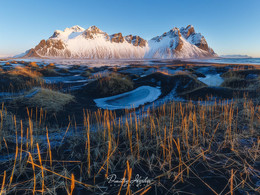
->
[[21, 25, 217, 59]]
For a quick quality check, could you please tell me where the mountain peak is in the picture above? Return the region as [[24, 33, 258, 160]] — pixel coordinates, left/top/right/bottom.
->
[[186, 24, 194, 30], [64, 25, 85, 32], [86, 26, 103, 33], [169, 27, 181, 37], [180, 25, 195, 38], [50, 25, 85, 39], [19, 24, 217, 59], [82, 25, 107, 39], [69, 25, 85, 32], [147, 25, 216, 58]]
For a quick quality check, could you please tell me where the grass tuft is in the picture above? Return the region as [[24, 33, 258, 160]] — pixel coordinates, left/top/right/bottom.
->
[[15, 88, 75, 112], [97, 73, 134, 96]]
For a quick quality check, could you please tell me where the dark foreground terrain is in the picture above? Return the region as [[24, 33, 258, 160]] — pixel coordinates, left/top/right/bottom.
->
[[0, 59, 259, 194]]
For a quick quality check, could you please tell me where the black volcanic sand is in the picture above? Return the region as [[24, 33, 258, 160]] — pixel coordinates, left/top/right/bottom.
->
[[179, 86, 259, 100], [0, 59, 260, 195], [1, 60, 259, 126]]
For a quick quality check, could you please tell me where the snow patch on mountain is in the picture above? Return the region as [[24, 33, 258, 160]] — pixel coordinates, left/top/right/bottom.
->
[[18, 25, 217, 59], [66, 34, 147, 58], [145, 26, 215, 59]]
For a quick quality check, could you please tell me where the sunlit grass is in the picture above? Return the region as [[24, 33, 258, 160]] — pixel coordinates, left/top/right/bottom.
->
[[0, 95, 258, 194]]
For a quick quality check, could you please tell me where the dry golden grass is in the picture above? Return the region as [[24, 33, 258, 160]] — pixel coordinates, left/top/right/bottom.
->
[[0, 97, 259, 194], [221, 76, 260, 90], [28, 62, 39, 68], [17, 88, 75, 112], [10, 61, 17, 64], [221, 77, 249, 88], [0, 67, 44, 92], [174, 70, 192, 76], [0, 105, 16, 150], [40, 68, 60, 76], [221, 69, 260, 79], [45, 63, 56, 69], [98, 73, 134, 96], [8, 66, 42, 78]]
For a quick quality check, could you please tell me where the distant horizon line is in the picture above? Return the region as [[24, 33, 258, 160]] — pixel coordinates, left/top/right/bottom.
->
[[0, 54, 260, 59]]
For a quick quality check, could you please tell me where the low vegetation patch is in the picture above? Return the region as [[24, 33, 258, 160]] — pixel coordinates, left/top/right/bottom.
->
[[173, 74, 206, 93], [8, 66, 42, 78], [174, 70, 192, 76], [15, 88, 75, 112], [58, 68, 70, 74], [135, 72, 206, 98], [40, 68, 60, 76], [81, 70, 92, 77], [28, 61, 39, 69], [221, 77, 251, 88], [0, 66, 43, 91], [45, 63, 56, 69], [97, 73, 134, 96], [221, 75, 260, 90], [221, 69, 260, 79]]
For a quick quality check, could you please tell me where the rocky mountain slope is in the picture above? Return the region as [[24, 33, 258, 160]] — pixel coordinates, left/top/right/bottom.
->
[[20, 25, 217, 59]]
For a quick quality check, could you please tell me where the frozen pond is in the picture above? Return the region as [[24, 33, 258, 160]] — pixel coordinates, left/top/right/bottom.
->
[[94, 86, 161, 110], [198, 74, 224, 86]]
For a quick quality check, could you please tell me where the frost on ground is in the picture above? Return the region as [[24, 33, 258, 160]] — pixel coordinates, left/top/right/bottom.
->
[[43, 75, 87, 84], [94, 86, 161, 110], [198, 74, 224, 86]]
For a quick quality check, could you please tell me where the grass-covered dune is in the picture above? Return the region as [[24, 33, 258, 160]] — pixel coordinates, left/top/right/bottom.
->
[[135, 71, 206, 96], [14, 88, 75, 112], [80, 73, 134, 98], [0, 66, 43, 92]]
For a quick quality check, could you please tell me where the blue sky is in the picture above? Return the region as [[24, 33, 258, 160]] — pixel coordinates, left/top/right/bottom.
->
[[0, 0, 260, 57]]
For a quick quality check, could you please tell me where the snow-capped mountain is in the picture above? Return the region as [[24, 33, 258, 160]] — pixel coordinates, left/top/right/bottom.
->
[[20, 25, 216, 59], [146, 25, 216, 58]]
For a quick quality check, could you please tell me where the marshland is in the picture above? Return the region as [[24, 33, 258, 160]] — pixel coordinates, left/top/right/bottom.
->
[[0, 59, 259, 194]]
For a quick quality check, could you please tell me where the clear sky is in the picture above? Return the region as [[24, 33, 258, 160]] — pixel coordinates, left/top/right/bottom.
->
[[0, 0, 260, 57]]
